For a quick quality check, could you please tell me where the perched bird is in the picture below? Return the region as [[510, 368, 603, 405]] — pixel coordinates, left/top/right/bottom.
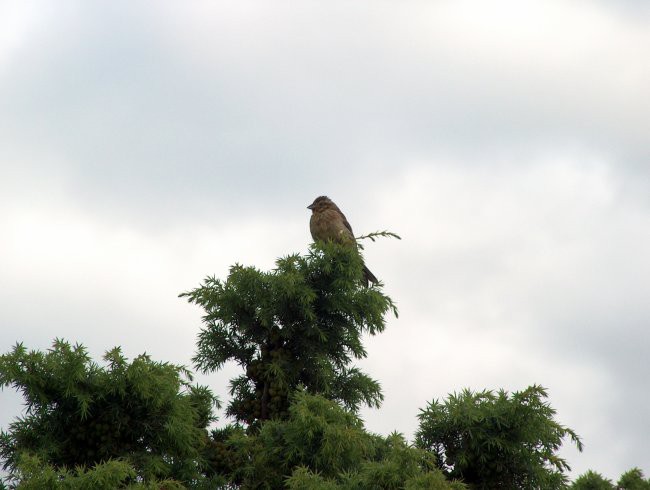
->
[[307, 196, 378, 286]]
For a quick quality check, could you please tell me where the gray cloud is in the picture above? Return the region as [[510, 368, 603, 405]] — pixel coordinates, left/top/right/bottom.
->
[[2, 1, 648, 215]]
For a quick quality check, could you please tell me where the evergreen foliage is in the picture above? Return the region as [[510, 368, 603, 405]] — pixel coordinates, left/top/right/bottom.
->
[[570, 470, 615, 489], [206, 391, 465, 489], [0, 242, 644, 488], [415, 385, 583, 489], [1, 454, 184, 489], [570, 468, 650, 490], [0, 340, 219, 488], [183, 242, 397, 425], [618, 468, 650, 489]]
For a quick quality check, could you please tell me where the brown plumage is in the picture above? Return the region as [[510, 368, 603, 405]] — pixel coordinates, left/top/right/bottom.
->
[[307, 196, 378, 286]]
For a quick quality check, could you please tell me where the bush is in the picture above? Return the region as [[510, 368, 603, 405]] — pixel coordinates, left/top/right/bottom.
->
[[184, 242, 397, 426], [0, 340, 219, 487], [212, 391, 465, 489], [416, 385, 582, 489]]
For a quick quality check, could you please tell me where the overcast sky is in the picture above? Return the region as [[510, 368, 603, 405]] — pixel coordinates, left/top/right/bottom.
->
[[1, 0, 649, 482]]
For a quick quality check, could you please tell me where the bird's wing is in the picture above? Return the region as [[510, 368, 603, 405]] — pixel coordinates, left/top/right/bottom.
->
[[341, 213, 354, 237]]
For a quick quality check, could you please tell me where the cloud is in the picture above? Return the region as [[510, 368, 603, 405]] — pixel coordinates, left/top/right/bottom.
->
[[1, 0, 648, 221], [354, 154, 649, 477], [159, 0, 650, 161]]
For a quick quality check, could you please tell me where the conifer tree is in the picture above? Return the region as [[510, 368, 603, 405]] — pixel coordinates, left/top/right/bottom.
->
[[617, 468, 650, 489], [416, 385, 583, 489], [570, 470, 615, 489], [183, 242, 397, 425], [206, 390, 465, 489], [0, 340, 219, 488], [2, 241, 621, 489]]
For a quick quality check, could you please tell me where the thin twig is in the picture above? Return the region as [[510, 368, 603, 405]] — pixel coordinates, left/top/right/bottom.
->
[[355, 231, 401, 248]]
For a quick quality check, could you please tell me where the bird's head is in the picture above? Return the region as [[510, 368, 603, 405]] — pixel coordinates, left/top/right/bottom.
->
[[307, 196, 334, 212]]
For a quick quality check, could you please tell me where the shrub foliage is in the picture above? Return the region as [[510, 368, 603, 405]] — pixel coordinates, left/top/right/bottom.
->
[[1, 243, 636, 488], [183, 242, 397, 425], [0, 340, 218, 487], [415, 385, 583, 489]]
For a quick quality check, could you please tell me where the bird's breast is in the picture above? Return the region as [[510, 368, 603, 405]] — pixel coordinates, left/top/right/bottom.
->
[[310, 209, 354, 244]]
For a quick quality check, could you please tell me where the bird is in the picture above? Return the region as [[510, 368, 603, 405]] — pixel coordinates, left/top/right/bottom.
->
[[307, 196, 378, 286]]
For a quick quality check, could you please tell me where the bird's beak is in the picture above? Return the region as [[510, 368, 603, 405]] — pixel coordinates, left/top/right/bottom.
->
[[307, 204, 314, 210]]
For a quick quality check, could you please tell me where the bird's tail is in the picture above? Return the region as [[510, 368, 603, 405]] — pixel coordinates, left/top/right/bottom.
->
[[363, 265, 378, 287]]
